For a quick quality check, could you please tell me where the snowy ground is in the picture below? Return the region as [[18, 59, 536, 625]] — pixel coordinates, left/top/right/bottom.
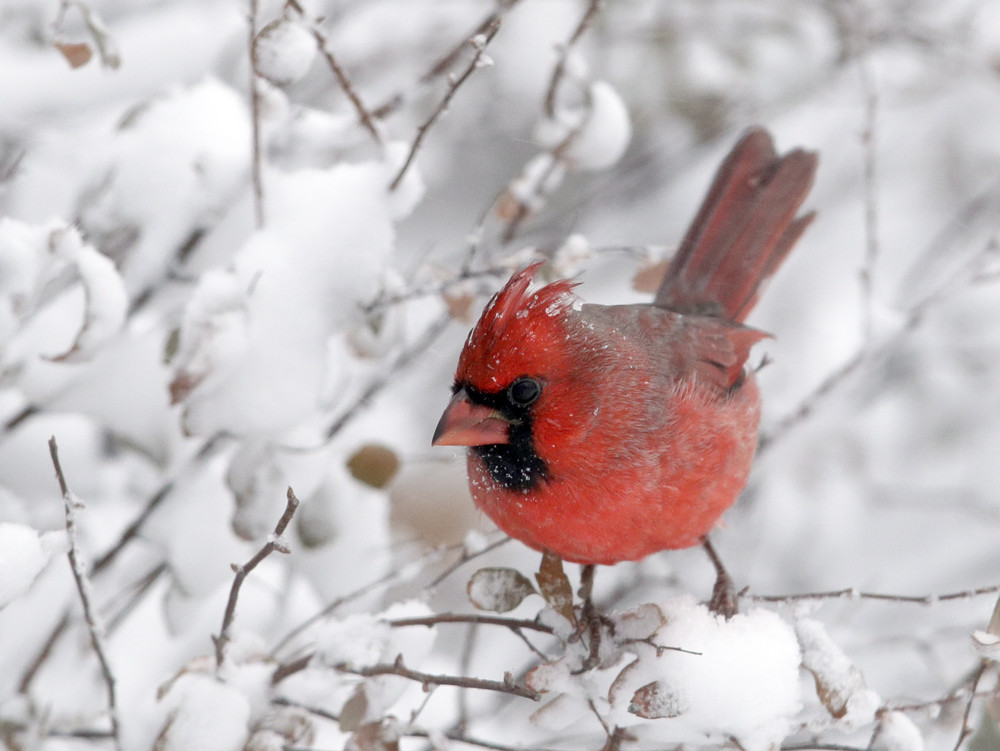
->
[[2, 1, 1000, 750]]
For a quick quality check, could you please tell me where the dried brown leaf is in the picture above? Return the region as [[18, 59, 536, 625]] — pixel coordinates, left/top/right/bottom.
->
[[535, 551, 575, 626], [55, 41, 93, 68]]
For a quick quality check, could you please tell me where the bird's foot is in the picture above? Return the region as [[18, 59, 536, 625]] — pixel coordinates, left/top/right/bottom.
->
[[571, 564, 614, 672], [703, 536, 739, 619], [708, 569, 739, 619]]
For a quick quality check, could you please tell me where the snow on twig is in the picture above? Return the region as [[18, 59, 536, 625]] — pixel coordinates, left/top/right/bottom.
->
[[48, 436, 122, 751]]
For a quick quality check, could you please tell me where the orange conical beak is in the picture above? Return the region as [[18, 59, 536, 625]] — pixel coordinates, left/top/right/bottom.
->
[[432, 389, 511, 446]]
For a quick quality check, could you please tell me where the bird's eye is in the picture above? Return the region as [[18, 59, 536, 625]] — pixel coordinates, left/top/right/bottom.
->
[[508, 377, 541, 406]]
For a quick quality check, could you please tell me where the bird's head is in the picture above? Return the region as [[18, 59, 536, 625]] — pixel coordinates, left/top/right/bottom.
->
[[432, 262, 585, 489]]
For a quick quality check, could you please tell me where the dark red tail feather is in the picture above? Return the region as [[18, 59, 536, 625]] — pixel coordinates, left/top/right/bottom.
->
[[655, 127, 818, 322]]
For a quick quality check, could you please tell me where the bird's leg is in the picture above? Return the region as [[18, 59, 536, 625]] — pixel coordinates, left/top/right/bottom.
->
[[702, 536, 738, 618], [576, 563, 602, 671]]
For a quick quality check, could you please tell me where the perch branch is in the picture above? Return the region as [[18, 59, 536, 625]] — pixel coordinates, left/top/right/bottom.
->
[[386, 612, 553, 633]]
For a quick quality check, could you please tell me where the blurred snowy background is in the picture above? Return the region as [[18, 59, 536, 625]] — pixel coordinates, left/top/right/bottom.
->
[[2, 0, 1000, 749]]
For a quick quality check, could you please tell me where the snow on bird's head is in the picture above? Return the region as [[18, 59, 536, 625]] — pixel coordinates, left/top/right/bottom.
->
[[456, 262, 579, 392]]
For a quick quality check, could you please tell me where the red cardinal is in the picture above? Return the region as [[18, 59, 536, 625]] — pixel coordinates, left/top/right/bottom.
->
[[434, 128, 816, 575]]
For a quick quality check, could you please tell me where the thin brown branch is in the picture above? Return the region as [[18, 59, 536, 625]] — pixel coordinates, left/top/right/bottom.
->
[[285, 0, 382, 145], [323, 311, 451, 441], [48, 436, 122, 751], [334, 654, 540, 701], [389, 16, 503, 191], [953, 662, 987, 751], [543, 0, 602, 118], [385, 612, 554, 634], [214, 487, 300, 668], [853, 1, 880, 344], [269, 535, 482, 658], [93, 434, 225, 574], [104, 562, 168, 634], [745, 583, 1000, 606], [270, 567, 404, 658], [18, 611, 70, 693], [371, 0, 523, 120], [276, 698, 566, 751], [248, 0, 265, 227], [887, 689, 998, 715], [759, 231, 1000, 453]]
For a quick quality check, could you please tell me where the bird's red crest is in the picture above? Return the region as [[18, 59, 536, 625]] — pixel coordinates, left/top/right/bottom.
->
[[456, 262, 578, 392]]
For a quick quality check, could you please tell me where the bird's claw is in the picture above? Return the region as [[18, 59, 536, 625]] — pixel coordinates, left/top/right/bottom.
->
[[709, 569, 739, 619]]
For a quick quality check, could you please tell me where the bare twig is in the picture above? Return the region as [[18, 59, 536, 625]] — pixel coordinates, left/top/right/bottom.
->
[[214, 487, 300, 668], [500, 0, 605, 244], [248, 0, 265, 227], [745, 583, 1000, 606], [759, 232, 1000, 452], [270, 568, 404, 658], [371, 0, 523, 120], [285, 0, 382, 144], [276, 697, 566, 751], [18, 611, 70, 694], [853, 1, 881, 344], [322, 311, 452, 441], [334, 654, 540, 701], [389, 16, 503, 191], [543, 0, 602, 118], [93, 434, 225, 574], [386, 612, 554, 634], [270, 536, 509, 666], [953, 662, 987, 751], [104, 562, 168, 634], [48, 436, 122, 751], [20, 436, 225, 694]]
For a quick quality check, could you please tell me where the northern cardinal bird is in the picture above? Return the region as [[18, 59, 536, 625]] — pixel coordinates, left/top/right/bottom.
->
[[434, 128, 817, 590]]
